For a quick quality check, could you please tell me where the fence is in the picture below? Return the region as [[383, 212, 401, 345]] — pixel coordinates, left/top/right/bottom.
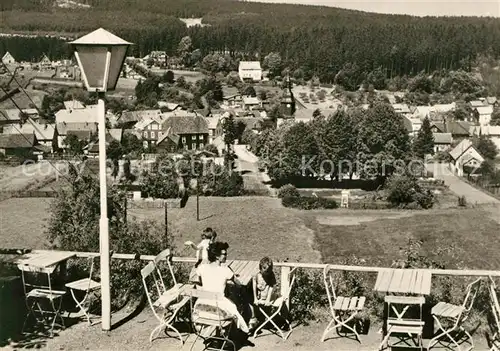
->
[[465, 176, 500, 200]]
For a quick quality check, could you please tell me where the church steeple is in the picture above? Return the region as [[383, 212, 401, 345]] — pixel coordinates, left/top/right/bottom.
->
[[280, 73, 295, 117]]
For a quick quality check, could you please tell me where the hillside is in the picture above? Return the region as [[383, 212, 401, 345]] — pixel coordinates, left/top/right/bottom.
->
[[1, 0, 500, 82]]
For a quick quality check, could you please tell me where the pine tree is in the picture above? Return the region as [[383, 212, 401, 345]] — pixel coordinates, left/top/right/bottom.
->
[[413, 117, 434, 158]]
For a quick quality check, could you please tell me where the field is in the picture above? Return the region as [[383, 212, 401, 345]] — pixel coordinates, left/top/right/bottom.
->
[[1, 196, 500, 270], [0, 163, 67, 194]]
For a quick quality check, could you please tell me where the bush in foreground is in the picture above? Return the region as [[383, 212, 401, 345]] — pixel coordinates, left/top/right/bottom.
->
[[385, 175, 435, 209], [277, 184, 300, 199]]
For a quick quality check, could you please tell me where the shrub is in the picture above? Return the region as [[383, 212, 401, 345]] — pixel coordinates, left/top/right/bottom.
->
[[198, 163, 244, 196], [385, 175, 435, 209], [277, 184, 300, 199], [289, 269, 328, 324], [282, 195, 338, 210]]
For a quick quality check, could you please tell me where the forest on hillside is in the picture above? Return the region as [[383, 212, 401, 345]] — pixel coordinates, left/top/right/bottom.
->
[[1, 0, 500, 82]]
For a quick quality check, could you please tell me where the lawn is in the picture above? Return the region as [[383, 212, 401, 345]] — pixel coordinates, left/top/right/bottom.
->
[[2, 196, 500, 271]]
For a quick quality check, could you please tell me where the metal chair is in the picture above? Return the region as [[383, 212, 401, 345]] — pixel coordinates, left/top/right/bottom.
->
[[321, 264, 366, 343], [252, 267, 297, 340], [17, 264, 66, 336], [141, 249, 190, 346], [428, 278, 482, 351], [65, 256, 101, 325], [188, 288, 236, 351], [489, 277, 500, 351]]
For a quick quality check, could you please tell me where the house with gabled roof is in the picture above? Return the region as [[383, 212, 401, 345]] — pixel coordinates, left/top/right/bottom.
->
[[1, 52, 16, 65], [119, 109, 161, 128], [392, 103, 411, 115], [430, 120, 471, 141], [156, 127, 180, 153], [449, 139, 485, 177], [160, 114, 209, 151], [3, 119, 57, 152], [238, 61, 262, 82], [473, 105, 494, 126], [63, 100, 86, 110], [39, 54, 52, 69], [84, 128, 124, 155], [0, 133, 39, 157], [432, 133, 452, 153], [134, 114, 166, 147], [469, 100, 486, 109]]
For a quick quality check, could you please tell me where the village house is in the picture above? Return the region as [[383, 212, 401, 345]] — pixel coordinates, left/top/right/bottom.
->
[[1, 52, 16, 65], [469, 125, 500, 150], [473, 105, 494, 126], [2, 120, 58, 152], [449, 138, 485, 177], [63, 100, 86, 110], [238, 61, 262, 82], [56, 122, 97, 149], [412, 103, 456, 120], [134, 114, 166, 148], [432, 133, 452, 153], [0, 133, 40, 157], [205, 114, 225, 145], [119, 109, 161, 128], [222, 94, 243, 108], [402, 116, 422, 137], [468, 100, 487, 109], [155, 127, 180, 153], [430, 120, 471, 141], [392, 103, 412, 116], [38, 54, 52, 70], [159, 114, 209, 152], [242, 96, 262, 110], [143, 51, 167, 66]]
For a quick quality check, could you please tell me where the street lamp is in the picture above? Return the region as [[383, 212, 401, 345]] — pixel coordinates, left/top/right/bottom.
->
[[70, 28, 132, 332]]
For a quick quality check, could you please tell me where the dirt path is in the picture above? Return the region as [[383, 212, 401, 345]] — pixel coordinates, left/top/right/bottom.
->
[[427, 162, 500, 205]]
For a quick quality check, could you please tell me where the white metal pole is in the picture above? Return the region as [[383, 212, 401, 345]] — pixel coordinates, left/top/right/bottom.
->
[[98, 96, 111, 331]]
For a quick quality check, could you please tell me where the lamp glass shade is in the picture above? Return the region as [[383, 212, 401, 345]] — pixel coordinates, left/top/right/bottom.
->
[[107, 45, 128, 91], [74, 46, 108, 91]]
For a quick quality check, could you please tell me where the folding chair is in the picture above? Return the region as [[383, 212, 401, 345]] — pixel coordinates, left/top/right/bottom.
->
[[17, 264, 66, 336], [141, 249, 190, 346], [321, 264, 366, 343], [253, 267, 297, 340], [188, 288, 236, 351], [428, 278, 482, 351], [489, 277, 500, 351], [65, 256, 101, 325]]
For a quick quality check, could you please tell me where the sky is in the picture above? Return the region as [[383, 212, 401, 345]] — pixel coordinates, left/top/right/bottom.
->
[[245, 0, 500, 17]]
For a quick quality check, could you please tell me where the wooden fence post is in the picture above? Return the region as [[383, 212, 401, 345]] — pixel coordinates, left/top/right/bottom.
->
[[281, 266, 291, 310]]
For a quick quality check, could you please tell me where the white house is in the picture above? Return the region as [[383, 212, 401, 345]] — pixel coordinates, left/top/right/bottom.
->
[[238, 61, 262, 82], [449, 139, 485, 177], [1, 52, 16, 65], [470, 125, 500, 151], [473, 105, 494, 126]]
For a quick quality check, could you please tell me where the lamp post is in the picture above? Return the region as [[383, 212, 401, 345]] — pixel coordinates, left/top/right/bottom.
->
[[70, 28, 132, 332]]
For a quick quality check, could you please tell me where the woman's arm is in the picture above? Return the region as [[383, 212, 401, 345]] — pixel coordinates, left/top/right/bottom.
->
[[252, 276, 258, 303], [265, 286, 274, 305]]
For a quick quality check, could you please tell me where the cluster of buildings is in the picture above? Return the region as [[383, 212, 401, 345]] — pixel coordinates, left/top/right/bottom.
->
[[1, 51, 81, 80]]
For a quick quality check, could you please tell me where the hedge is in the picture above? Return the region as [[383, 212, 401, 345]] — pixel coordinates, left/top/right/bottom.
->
[[282, 196, 338, 210]]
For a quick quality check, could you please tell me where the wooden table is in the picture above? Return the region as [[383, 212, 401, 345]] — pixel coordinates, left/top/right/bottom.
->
[[374, 269, 432, 296], [16, 250, 76, 270], [189, 260, 260, 286], [374, 269, 431, 351]]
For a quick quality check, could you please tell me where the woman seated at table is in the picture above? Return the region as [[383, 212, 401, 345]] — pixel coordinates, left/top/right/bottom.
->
[[195, 241, 250, 334]]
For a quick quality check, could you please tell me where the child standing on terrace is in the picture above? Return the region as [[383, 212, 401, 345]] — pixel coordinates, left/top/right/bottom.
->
[[184, 228, 218, 268], [249, 256, 277, 330]]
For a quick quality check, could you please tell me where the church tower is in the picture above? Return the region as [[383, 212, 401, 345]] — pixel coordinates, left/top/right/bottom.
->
[[280, 74, 296, 118]]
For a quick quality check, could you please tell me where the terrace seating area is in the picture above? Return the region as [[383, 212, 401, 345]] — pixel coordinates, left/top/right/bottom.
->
[[2, 248, 500, 350]]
